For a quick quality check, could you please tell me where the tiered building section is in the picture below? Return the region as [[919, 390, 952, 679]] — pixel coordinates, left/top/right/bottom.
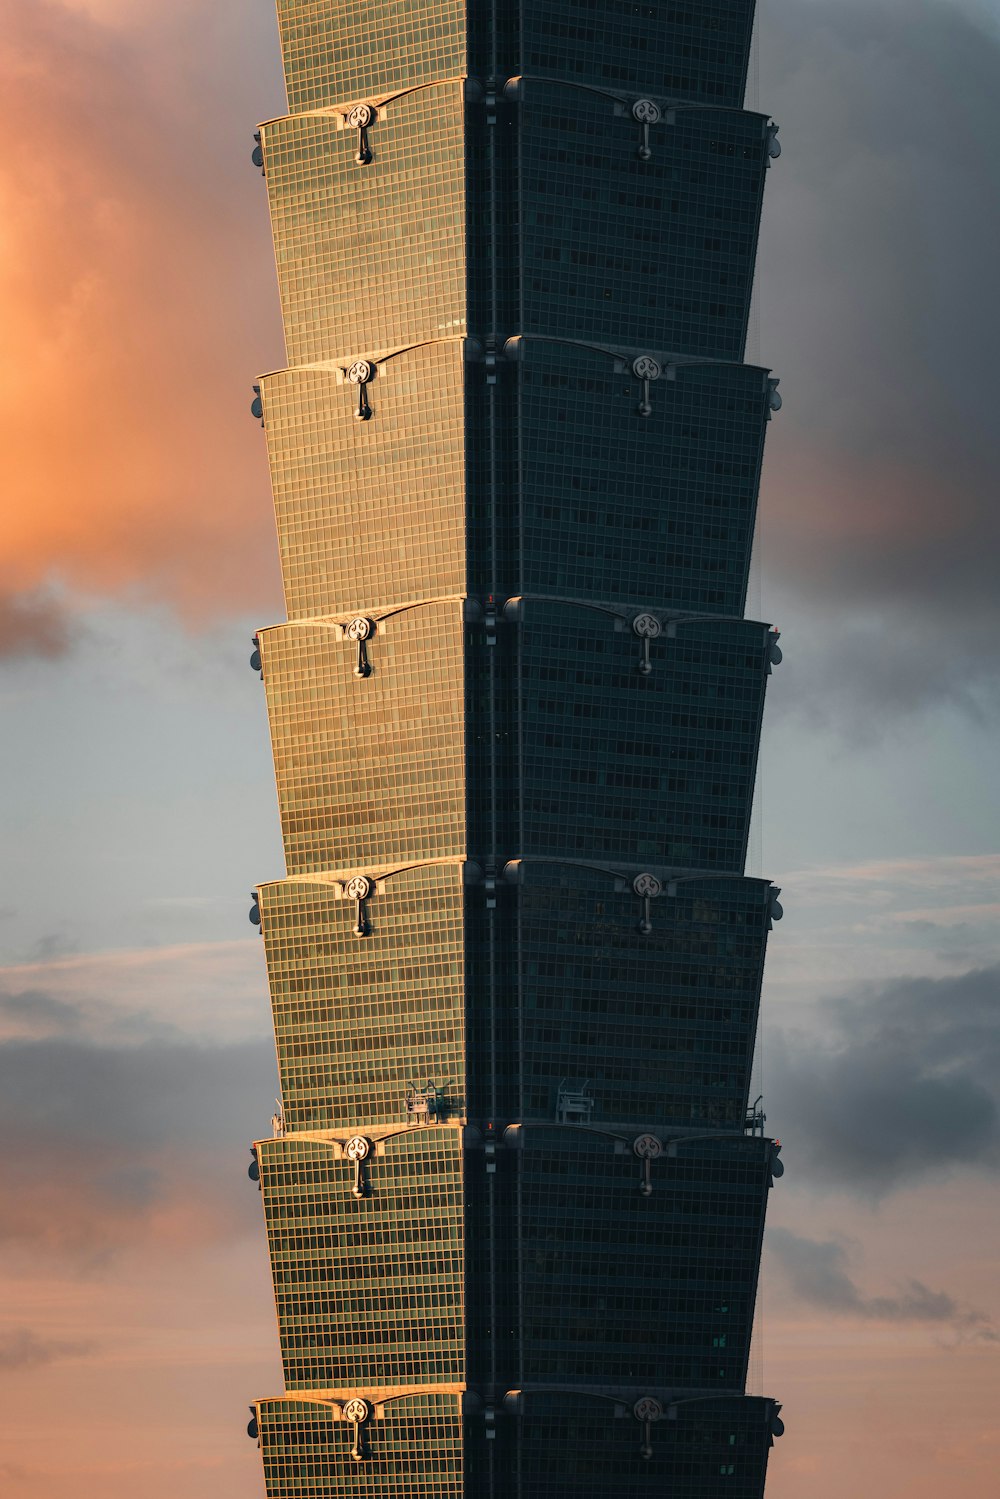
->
[[246, 2, 786, 1494]]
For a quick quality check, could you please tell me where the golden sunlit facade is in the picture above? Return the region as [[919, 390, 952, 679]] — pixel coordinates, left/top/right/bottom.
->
[[246, 2, 786, 1494]]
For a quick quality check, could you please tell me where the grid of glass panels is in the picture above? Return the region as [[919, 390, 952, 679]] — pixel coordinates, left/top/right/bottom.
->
[[520, 0, 758, 108], [275, 0, 474, 114], [259, 603, 469, 874], [258, 1132, 469, 1391], [509, 865, 771, 1127], [260, 347, 473, 620], [512, 1128, 770, 1387], [259, 605, 770, 877], [516, 83, 769, 358], [260, 343, 771, 622], [256, 1393, 468, 1499], [515, 342, 771, 612], [258, 865, 472, 1130], [262, 81, 768, 370], [262, 85, 472, 365], [508, 1392, 775, 1499], [260, 345, 771, 625], [274, 1, 757, 114], [516, 606, 771, 870]]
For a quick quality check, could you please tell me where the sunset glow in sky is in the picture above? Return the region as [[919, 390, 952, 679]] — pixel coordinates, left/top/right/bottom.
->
[[2, 2, 999, 1496]]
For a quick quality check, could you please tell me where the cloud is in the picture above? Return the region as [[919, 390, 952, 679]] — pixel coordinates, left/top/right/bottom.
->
[[768, 1227, 997, 1342], [0, 989, 82, 1039], [784, 853, 1000, 905], [0, 0, 285, 623], [0, 1327, 95, 1371], [759, 0, 1000, 723], [0, 939, 271, 1046], [0, 589, 72, 660], [0, 1037, 274, 1151], [0, 1036, 276, 1258], [770, 963, 1000, 1192]]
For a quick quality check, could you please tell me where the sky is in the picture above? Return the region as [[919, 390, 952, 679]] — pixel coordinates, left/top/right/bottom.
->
[[0, 1, 998, 1495]]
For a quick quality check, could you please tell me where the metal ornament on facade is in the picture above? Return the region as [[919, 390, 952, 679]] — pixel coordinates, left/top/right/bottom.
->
[[346, 103, 375, 164], [345, 616, 374, 677], [633, 1132, 663, 1160], [347, 359, 374, 420], [632, 355, 661, 382], [633, 872, 662, 933], [632, 354, 662, 416], [343, 1396, 372, 1463], [634, 1132, 664, 1197], [632, 611, 661, 673], [634, 1396, 663, 1423], [631, 98, 661, 160], [345, 1135, 372, 1200], [348, 873, 373, 936], [634, 1395, 664, 1460]]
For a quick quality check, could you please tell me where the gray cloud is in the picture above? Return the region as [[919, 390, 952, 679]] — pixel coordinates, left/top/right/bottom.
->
[[0, 1036, 277, 1257], [0, 591, 71, 660], [0, 1037, 275, 1150], [759, 0, 1000, 724], [768, 1227, 997, 1341], [0, 989, 82, 1037], [769, 963, 1000, 1192], [26, 931, 81, 963], [0, 1327, 95, 1372]]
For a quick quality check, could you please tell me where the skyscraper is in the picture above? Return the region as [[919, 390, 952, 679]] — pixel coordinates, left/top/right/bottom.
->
[[246, 3, 786, 1494]]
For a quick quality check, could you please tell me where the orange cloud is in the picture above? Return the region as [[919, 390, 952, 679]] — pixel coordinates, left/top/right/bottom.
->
[[0, 1, 286, 621], [1, 1147, 255, 1259]]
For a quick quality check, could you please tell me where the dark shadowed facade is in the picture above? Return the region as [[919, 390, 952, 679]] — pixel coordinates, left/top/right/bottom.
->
[[246, 2, 787, 1493]]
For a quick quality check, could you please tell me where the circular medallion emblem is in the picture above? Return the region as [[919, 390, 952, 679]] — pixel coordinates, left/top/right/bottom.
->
[[632, 99, 662, 125], [632, 612, 662, 639], [343, 1397, 371, 1424], [633, 1133, 663, 1161], [632, 873, 662, 899], [347, 359, 374, 385], [345, 1135, 371, 1162], [632, 355, 662, 382], [346, 875, 372, 901], [634, 1396, 663, 1423], [345, 616, 373, 642], [347, 104, 375, 130]]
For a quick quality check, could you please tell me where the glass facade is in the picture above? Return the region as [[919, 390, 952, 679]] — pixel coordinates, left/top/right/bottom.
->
[[260, 82, 770, 364], [506, 1392, 779, 1499], [258, 346, 473, 621], [248, 1, 785, 1494], [274, 1, 757, 116], [257, 863, 474, 1132], [261, 85, 472, 364]]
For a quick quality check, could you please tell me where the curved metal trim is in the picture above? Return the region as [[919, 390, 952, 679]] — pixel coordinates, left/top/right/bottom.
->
[[254, 335, 480, 390], [503, 593, 776, 635], [255, 857, 479, 898], [255, 594, 469, 641], [502, 856, 777, 894], [503, 74, 773, 129], [256, 75, 477, 132], [502, 332, 772, 381]]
